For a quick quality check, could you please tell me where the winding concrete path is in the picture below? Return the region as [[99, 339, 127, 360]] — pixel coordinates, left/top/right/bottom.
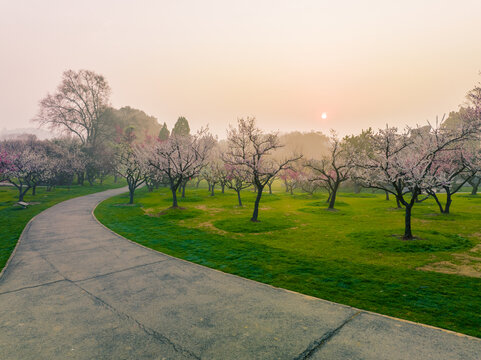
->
[[0, 188, 480, 359]]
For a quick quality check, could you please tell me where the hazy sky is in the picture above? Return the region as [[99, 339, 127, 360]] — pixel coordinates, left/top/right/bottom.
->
[[1, 0, 481, 138]]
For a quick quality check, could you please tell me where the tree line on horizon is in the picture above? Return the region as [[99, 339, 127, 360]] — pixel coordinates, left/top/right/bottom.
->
[[1, 69, 481, 241]]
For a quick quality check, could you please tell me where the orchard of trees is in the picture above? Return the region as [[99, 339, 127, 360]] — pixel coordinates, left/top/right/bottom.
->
[[2, 69, 481, 241]]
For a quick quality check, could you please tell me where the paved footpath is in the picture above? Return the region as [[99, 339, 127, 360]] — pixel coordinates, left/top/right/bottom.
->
[[0, 188, 480, 359]]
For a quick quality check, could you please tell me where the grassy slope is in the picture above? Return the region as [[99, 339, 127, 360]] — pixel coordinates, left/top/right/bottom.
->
[[0, 178, 125, 272], [95, 184, 481, 337]]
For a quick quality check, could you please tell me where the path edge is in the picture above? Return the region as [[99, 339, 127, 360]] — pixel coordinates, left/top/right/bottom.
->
[[0, 211, 40, 280]]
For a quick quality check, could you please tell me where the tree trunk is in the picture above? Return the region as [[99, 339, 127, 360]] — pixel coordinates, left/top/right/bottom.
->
[[77, 172, 84, 185], [290, 187, 293, 195], [114, 174, 118, 183], [328, 183, 339, 210], [196, 179, 201, 188], [182, 182, 186, 198], [284, 179, 288, 192], [354, 183, 361, 194], [385, 191, 389, 201], [431, 192, 445, 213], [210, 184, 215, 196], [251, 185, 264, 222], [403, 205, 413, 240], [129, 187, 135, 204], [221, 184, 225, 193], [470, 178, 480, 195], [18, 185, 30, 202], [171, 186, 178, 208], [268, 183, 272, 194], [237, 190, 242, 207], [396, 197, 401, 208], [444, 191, 452, 214], [208, 183, 211, 192], [32, 184, 37, 196]]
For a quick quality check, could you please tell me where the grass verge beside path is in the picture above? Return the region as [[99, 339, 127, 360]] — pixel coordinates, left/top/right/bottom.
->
[[95, 186, 481, 338], [0, 179, 125, 272]]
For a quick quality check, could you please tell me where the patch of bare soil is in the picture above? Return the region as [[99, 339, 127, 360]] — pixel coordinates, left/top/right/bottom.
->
[[142, 206, 187, 217], [194, 205, 223, 215], [417, 244, 481, 278], [196, 221, 228, 235]]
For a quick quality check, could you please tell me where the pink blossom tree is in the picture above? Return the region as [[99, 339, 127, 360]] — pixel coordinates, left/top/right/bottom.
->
[[146, 128, 215, 208], [279, 169, 301, 195], [306, 133, 353, 210], [353, 121, 478, 239], [114, 143, 146, 204], [223, 162, 251, 206], [0, 149, 13, 182], [1, 140, 48, 201], [426, 146, 478, 213], [224, 118, 301, 222]]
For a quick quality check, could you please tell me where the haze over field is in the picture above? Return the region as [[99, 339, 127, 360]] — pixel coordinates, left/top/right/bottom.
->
[[1, 1, 481, 137]]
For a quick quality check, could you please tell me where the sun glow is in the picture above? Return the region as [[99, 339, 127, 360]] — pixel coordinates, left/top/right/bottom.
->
[[321, 112, 327, 120]]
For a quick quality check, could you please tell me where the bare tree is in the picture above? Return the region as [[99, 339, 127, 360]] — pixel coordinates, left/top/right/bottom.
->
[[35, 69, 111, 147], [225, 118, 301, 222]]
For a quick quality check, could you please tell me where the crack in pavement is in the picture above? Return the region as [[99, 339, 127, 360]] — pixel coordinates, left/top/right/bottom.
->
[[73, 259, 168, 283], [0, 279, 67, 296], [34, 251, 200, 359], [293, 310, 362, 360], [0, 258, 167, 296], [67, 279, 201, 360]]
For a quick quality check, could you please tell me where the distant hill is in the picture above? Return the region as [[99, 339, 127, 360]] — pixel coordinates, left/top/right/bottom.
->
[[277, 131, 330, 160], [104, 106, 162, 143], [0, 127, 56, 140]]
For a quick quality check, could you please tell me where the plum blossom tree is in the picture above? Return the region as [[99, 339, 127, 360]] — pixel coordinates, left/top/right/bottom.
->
[[0, 149, 12, 182], [279, 169, 301, 195], [306, 133, 353, 210], [146, 129, 214, 208], [225, 117, 301, 222], [353, 121, 479, 239], [223, 162, 251, 206], [426, 146, 478, 214], [115, 143, 146, 204], [298, 172, 323, 195], [1, 140, 48, 201], [201, 162, 219, 196]]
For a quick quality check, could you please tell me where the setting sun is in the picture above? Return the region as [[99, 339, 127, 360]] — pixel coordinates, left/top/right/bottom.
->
[[321, 112, 327, 120]]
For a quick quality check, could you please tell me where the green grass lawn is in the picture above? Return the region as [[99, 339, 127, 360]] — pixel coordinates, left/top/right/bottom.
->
[[95, 184, 481, 338], [0, 178, 125, 272]]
